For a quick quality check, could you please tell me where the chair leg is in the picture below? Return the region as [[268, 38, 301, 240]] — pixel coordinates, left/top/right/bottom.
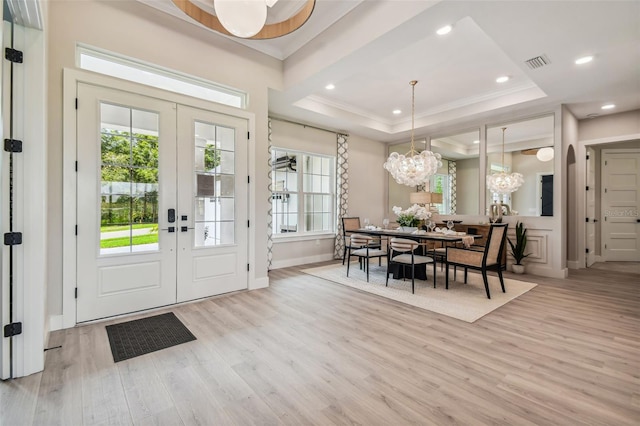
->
[[432, 261, 436, 288], [411, 263, 415, 294], [346, 250, 351, 277], [445, 262, 449, 289], [342, 248, 346, 265], [464, 268, 468, 284], [482, 269, 491, 299], [497, 268, 506, 293], [366, 257, 370, 282]]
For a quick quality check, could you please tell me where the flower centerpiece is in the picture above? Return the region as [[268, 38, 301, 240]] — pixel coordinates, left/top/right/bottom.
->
[[392, 204, 432, 230]]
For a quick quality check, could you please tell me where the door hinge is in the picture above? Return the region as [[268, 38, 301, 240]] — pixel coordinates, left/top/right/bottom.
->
[[75, 98, 78, 109], [604, 160, 607, 166], [4, 138, 23, 152], [75, 288, 78, 299], [585, 248, 589, 253], [3, 322, 22, 337], [247, 175, 250, 184], [75, 161, 78, 172], [247, 131, 250, 140], [586, 218, 589, 223], [4, 232, 23, 246], [247, 220, 250, 228], [5, 47, 23, 63], [247, 263, 250, 271], [586, 185, 589, 191], [586, 154, 590, 160], [604, 188, 608, 193], [605, 244, 607, 249], [75, 225, 78, 235]]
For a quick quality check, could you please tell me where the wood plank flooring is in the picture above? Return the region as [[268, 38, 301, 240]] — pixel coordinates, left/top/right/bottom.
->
[[2, 262, 639, 425]]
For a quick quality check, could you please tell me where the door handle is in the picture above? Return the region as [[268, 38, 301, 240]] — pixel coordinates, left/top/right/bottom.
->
[[168, 208, 176, 223], [181, 226, 189, 232]]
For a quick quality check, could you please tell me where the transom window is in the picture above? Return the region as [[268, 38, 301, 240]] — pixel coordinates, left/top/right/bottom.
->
[[271, 149, 335, 235]]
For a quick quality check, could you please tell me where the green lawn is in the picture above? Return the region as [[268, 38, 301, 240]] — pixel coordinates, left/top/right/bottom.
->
[[101, 223, 157, 233], [101, 233, 158, 249]]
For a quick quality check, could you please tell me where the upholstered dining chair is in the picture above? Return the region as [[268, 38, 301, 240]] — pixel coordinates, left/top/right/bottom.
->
[[444, 223, 509, 299], [346, 234, 385, 282], [386, 238, 436, 294], [341, 217, 380, 265]]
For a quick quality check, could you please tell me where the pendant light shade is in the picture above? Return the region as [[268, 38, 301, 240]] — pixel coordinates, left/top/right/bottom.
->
[[214, 0, 267, 38], [486, 127, 524, 195]]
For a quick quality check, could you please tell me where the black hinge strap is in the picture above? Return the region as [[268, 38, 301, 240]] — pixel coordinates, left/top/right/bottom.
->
[[4, 232, 22, 246], [5, 47, 23, 63], [4, 322, 22, 337], [4, 139, 22, 152]]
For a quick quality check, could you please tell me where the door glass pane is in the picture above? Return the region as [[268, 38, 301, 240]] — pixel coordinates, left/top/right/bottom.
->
[[194, 121, 235, 247], [100, 103, 160, 255]]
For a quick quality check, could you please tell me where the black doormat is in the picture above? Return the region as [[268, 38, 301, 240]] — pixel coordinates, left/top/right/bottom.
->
[[106, 312, 196, 362]]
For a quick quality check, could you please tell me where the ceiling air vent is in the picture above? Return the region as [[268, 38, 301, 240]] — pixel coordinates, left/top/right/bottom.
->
[[525, 54, 551, 69]]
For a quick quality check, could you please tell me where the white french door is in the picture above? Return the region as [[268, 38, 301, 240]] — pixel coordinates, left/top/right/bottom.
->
[[176, 105, 248, 302], [76, 84, 247, 322]]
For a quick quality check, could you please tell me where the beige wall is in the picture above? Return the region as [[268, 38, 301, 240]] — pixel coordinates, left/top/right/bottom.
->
[[511, 152, 554, 216], [47, 0, 281, 314], [579, 109, 640, 141], [270, 121, 387, 268], [456, 157, 480, 215]]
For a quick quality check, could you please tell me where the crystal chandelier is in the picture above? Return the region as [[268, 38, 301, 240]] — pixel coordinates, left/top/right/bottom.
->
[[486, 127, 524, 195], [384, 80, 442, 187]]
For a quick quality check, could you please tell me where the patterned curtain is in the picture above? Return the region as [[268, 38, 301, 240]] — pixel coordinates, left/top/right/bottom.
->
[[449, 160, 457, 214], [334, 134, 349, 259], [267, 118, 273, 270]]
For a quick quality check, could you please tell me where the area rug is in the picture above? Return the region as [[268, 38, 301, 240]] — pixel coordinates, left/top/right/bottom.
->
[[301, 263, 537, 323], [106, 312, 196, 362]]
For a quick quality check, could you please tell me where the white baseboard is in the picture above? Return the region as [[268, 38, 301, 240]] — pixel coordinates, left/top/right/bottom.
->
[[525, 265, 569, 279], [49, 315, 64, 331], [567, 260, 581, 269], [270, 253, 335, 270], [250, 276, 269, 290], [595, 255, 604, 263]]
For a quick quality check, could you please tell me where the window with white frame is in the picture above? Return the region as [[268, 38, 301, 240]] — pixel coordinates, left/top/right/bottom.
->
[[271, 149, 335, 235], [430, 174, 451, 214]]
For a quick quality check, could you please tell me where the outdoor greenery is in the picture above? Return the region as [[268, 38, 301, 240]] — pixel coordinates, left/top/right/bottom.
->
[[100, 233, 158, 249], [508, 221, 530, 265]]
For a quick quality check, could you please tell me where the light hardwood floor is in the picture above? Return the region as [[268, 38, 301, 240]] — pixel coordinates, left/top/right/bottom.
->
[[2, 262, 639, 425]]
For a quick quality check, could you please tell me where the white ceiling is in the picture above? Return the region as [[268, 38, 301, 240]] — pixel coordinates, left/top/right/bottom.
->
[[138, 0, 640, 146]]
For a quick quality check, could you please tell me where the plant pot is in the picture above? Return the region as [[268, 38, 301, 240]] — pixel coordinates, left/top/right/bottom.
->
[[512, 264, 525, 274], [399, 226, 418, 233]]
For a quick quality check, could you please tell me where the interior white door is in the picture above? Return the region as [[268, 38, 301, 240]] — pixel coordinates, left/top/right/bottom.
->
[[176, 105, 248, 302], [76, 84, 178, 322], [586, 147, 596, 267], [602, 149, 640, 262]]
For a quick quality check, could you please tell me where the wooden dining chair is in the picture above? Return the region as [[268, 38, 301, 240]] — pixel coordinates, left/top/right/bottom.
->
[[444, 223, 508, 299], [346, 234, 385, 282], [386, 238, 436, 294], [341, 217, 380, 265]]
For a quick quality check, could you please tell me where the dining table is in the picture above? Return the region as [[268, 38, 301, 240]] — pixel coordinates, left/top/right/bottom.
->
[[352, 227, 482, 280]]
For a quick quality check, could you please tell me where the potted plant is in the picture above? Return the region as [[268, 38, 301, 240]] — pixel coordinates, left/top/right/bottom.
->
[[508, 221, 530, 274], [392, 204, 431, 232]]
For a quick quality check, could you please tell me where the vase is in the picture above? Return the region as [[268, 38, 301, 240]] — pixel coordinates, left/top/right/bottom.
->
[[399, 226, 418, 233], [512, 264, 525, 274]]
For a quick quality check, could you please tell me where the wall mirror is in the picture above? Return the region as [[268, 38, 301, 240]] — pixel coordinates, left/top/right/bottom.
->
[[486, 115, 554, 217], [387, 140, 426, 217], [430, 129, 480, 215]]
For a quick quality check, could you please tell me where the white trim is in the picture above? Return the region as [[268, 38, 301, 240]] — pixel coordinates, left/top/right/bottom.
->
[[270, 253, 335, 270], [49, 315, 64, 332], [525, 265, 568, 279], [249, 276, 269, 290], [566, 260, 581, 269], [273, 233, 336, 243], [62, 68, 256, 329]]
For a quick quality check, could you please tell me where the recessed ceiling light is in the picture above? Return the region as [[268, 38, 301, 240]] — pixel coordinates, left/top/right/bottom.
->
[[392, 109, 402, 115], [575, 55, 593, 65], [473, 140, 479, 144], [601, 104, 615, 110], [436, 25, 452, 35], [325, 84, 335, 90], [496, 76, 510, 83]]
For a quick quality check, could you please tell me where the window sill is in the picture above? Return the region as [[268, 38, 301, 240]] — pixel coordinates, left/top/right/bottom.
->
[[272, 233, 336, 244]]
